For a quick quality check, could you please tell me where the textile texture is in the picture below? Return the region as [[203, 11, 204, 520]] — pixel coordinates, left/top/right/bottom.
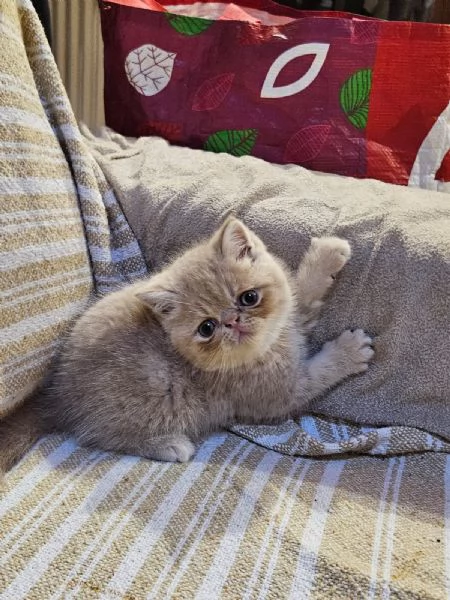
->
[[84, 130, 450, 456], [1, 2, 449, 598], [100, 0, 450, 191], [0, 433, 449, 599], [0, 0, 146, 415]]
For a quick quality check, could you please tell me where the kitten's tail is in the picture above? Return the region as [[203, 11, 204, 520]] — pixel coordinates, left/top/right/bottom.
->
[[0, 397, 46, 474]]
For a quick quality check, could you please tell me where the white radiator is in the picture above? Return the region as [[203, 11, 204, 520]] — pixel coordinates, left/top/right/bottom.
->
[[49, 0, 105, 128]]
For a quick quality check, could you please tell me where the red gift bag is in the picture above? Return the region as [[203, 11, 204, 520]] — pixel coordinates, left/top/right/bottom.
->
[[100, 0, 450, 191]]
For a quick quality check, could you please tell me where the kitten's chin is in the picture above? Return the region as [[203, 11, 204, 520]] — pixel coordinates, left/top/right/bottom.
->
[[199, 345, 263, 372], [196, 325, 286, 372]]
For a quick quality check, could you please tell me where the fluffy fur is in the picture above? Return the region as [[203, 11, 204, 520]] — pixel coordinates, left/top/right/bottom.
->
[[0, 218, 373, 470]]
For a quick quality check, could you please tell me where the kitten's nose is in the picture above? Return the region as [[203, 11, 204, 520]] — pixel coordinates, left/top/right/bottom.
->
[[222, 309, 240, 328]]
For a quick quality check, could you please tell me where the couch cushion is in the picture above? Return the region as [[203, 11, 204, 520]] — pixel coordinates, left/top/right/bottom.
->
[[0, 0, 148, 415], [0, 0, 94, 413]]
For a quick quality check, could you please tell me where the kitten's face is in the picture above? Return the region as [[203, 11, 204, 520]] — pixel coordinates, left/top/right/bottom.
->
[[137, 219, 293, 371]]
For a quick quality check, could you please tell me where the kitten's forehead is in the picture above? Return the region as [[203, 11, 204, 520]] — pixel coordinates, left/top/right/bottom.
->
[[179, 259, 238, 308], [170, 242, 271, 317]]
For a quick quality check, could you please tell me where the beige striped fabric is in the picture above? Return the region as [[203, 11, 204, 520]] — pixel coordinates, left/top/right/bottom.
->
[[0, 432, 448, 599], [0, 0, 146, 415]]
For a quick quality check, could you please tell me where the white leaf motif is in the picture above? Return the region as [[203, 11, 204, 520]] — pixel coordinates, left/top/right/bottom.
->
[[408, 100, 450, 193], [260, 43, 330, 100], [125, 44, 176, 97]]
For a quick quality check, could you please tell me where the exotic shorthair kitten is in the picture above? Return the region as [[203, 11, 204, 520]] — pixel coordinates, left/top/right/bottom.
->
[[0, 218, 373, 470]]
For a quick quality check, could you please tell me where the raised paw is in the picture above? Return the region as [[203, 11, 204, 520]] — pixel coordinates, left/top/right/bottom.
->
[[333, 328, 374, 375], [310, 237, 351, 279]]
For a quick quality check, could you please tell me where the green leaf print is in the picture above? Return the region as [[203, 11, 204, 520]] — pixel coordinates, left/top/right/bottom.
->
[[165, 14, 213, 36], [340, 68, 372, 129], [204, 129, 258, 157]]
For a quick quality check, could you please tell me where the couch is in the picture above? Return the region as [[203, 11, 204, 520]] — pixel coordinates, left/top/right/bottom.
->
[[1, 1, 449, 598]]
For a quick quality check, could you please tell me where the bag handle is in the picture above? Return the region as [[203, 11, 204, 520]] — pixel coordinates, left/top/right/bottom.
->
[[102, 0, 376, 22], [409, 101, 450, 193]]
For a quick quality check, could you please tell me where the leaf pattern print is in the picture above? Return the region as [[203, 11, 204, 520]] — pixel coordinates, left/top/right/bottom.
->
[[204, 129, 258, 157]]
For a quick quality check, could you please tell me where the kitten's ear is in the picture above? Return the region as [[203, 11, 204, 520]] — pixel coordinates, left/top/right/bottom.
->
[[135, 285, 178, 317], [213, 217, 254, 261]]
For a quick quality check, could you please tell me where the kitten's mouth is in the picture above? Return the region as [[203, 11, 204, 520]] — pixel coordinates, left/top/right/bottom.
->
[[231, 327, 252, 344], [224, 320, 253, 344]]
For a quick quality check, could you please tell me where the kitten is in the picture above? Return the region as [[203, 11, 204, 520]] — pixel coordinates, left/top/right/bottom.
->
[[0, 218, 373, 469]]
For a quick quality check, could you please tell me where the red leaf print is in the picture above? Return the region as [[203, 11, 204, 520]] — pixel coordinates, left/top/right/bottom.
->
[[138, 121, 182, 142], [284, 124, 332, 164], [192, 73, 235, 112]]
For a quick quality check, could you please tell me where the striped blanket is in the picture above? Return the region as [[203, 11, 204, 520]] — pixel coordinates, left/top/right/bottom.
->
[[0, 0, 146, 416], [1, 433, 449, 599], [1, 1, 450, 598]]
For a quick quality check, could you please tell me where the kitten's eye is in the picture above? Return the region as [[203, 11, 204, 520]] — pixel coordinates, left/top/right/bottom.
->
[[198, 319, 217, 338], [239, 289, 259, 307]]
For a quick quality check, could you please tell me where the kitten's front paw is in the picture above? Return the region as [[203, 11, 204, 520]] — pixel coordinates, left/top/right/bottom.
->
[[310, 237, 351, 279], [151, 436, 196, 463], [166, 438, 196, 463], [333, 328, 374, 375]]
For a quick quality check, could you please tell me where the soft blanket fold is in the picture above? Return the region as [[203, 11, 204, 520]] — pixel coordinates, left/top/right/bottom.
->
[[84, 129, 450, 456]]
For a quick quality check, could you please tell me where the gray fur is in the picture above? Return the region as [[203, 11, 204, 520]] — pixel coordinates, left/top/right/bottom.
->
[[1, 219, 373, 467]]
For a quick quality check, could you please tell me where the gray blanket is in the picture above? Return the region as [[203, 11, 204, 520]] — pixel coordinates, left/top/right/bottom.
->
[[84, 129, 450, 454]]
